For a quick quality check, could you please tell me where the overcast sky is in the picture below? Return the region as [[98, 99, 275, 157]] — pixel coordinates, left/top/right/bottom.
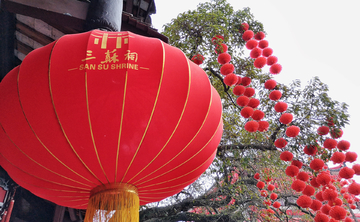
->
[[152, 1, 360, 163]]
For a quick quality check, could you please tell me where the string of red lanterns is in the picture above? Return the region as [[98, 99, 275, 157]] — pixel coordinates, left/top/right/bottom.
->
[[189, 21, 359, 221]]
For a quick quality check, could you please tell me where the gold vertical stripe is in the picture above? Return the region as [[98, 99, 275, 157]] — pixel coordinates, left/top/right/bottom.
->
[[138, 158, 215, 192], [15, 65, 97, 186], [0, 124, 92, 189], [101, 33, 108, 49], [132, 61, 214, 185], [85, 72, 110, 183], [0, 150, 91, 191], [41, 194, 88, 198], [116, 37, 122, 48], [120, 40, 166, 183], [60, 198, 89, 202], [70, 203, 88, 208], [126, 41, 191, 183], [138, 142, 218, 189], [48, 39, 103, 185], [114, 71, 128, 182], [94, 38, 99, 45], [139, 176, 201, 192], [136, 114, 221, 187]]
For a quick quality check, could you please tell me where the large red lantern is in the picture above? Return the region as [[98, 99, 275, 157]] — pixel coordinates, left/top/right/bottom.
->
[[0, 30, 223, 221]]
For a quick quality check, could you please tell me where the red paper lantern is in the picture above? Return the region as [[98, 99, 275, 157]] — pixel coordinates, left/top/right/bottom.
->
[[270, 193, 277, 200], [258, 40, 269, 49], [296, 195, 312, 208], [264, 79, 277, 90], [240, 23, 249, 31], [248, 98, 260, 109], [291, 180, 306, 192], [223, 73, 238, 86], [245, 39, 258, 50], [236, 96, 250, 107], [217, 53, 231, 64], [274, 138, 288, 148], [314, 213, 329, 222], [292, 160, 303, 169], [297, 172, 309, 182], [339, 167, 355, 179], [302, 185, 315, 196], [269, 90, 282, 101], [273, 201, 281, 208], [270, 63, 282, 74], [310, 199, 322, 211], [0, 31, 223, 221], [254, 32, 265, 40], [244, 121, 259, 132], [257, 181, 265, 189], [254, 57, 267, 69], [233, 85, 245, 96], [262, 48, 273, 57], [310, 159, 325, 171], [258, 121, 269, 132], [266, 56, 278, 66], [281, 152, 294, 162], [242, 30, 254, 41], [241, 76, 252, 86], [285, 165, 299, 177], [191, 54, 205, 65], [267, 184, 275, 191], [250, 48, 262, 59]]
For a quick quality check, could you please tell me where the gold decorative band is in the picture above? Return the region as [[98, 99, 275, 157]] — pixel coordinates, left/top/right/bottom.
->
[[90, 183, 138, 197]]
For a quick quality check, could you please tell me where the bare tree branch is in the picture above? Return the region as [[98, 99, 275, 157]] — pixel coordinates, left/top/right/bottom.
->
[[142, 212, 238, 222], [217, 144, 277, 152]]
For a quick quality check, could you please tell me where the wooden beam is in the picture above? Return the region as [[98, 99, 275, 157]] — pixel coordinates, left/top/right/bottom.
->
[[52, 205, 65, 222], [16, 21, 54, 46], [3, 0, 168, 45], [67, 208, 77, 221], [3, 0, 88, 20], [125, 0, 134, 14], [16, 39, 34, 56], [2, 0, 89, 31], [46, 21, 79, 35]]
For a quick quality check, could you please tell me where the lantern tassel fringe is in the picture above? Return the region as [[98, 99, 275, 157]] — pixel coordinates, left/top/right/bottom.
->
[[85, 183, 139, 222]]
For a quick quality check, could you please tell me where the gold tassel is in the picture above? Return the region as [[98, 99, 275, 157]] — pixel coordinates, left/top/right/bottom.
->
[[84, 183, 139, 222]]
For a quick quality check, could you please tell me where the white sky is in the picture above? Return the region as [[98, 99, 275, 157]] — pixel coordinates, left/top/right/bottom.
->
[[152, 0, 360, 160]]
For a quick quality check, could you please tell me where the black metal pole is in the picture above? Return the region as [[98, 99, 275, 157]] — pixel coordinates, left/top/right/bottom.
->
[[84, 0, 123, 32], [0, 4, 17, 81]]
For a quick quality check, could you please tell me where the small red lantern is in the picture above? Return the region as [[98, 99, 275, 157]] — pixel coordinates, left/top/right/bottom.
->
[[0, 31, 223, 221]]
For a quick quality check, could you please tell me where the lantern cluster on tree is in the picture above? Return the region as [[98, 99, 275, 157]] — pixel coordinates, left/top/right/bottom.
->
[[208, 31, 273, 134], [239, 24, 303, 144], [241, 23, 282, 75], [188, 18, 360, 221], [250, 94, 359, 220], [191, 53, 205, 65], [236, 22, 359, 221]]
